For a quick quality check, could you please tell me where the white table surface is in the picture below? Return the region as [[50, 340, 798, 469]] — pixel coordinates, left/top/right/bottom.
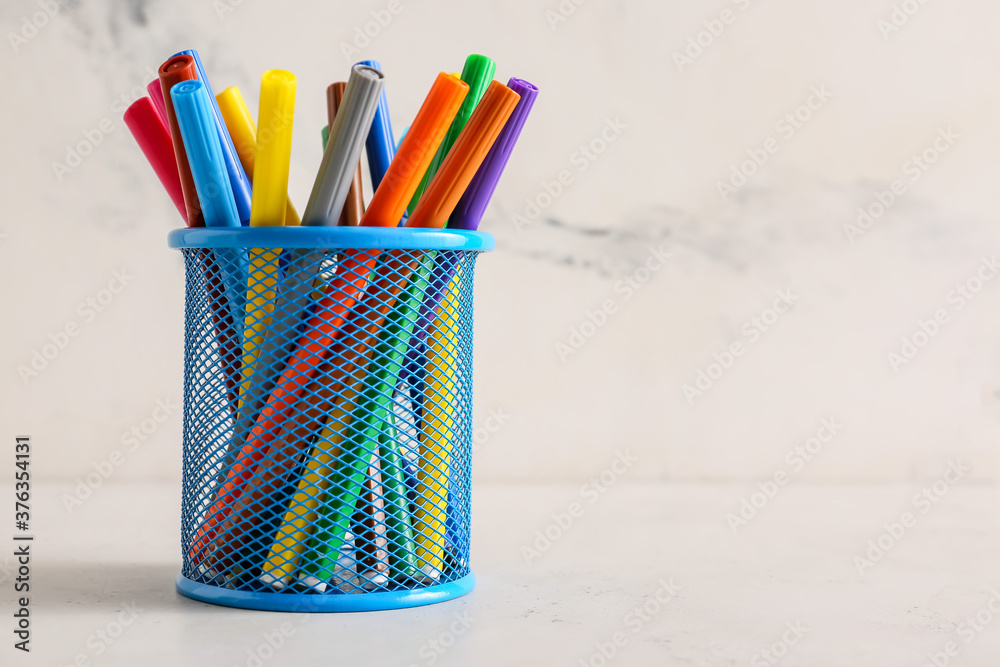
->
[[1, 482, 997, 666]]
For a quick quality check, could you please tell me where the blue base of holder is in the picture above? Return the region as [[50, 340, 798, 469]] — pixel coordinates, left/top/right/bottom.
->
[[175, 573, 476, 612]]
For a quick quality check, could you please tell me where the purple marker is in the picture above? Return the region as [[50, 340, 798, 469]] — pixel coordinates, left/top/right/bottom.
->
[[449, 77, 539, 230]]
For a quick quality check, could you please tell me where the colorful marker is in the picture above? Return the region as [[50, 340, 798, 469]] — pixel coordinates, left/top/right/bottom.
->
[[171, 49, 254, 224], [123, 97, 186, 220], [407, 54, 496, 214], [237, 69, 297, 445], [327, 82, 365, 227], [356, 59, 396, 190], [216, 85, 301, 226], [158, 54, 203, 227], [170, 78, 247, 421]]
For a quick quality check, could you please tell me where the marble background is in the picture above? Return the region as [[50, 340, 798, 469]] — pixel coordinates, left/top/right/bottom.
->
[[2, 0, 1000, 485]]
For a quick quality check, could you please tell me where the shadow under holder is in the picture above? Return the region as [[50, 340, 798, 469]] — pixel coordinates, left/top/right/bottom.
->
[[169, 226, 493, 612]]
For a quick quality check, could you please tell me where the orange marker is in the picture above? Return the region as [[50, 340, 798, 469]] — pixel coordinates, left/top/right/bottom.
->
[[361, 73, 469, 226], [406, 80, 520, 229], [187, 73, 468, 561]]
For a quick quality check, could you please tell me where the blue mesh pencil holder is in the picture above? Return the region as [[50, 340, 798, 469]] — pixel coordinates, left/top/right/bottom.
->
[[167, 225, 493, 612]]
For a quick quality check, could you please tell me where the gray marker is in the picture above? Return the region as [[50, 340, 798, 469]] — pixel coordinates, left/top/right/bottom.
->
[[228, 64, 385, 454], [304, 64, 385, 225]]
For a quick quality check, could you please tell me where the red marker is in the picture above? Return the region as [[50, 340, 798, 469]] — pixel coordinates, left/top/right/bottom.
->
[[123, 97, 186, 221], [146, 79, 168, 124]]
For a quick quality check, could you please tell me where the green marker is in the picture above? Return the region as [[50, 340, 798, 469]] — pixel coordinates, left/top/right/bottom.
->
[[378, 421, 420, 580], [405, 54, 496, 216], [298, 252, 435, 591]]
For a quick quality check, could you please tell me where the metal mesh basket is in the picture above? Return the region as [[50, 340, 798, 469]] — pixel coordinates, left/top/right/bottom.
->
[[168, 226, 492, 612]]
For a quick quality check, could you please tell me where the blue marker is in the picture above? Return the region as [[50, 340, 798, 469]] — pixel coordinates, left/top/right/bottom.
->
[[172, 49, 253, 225], [171, 79, 246, 335], [356, 60, 396, 192], [171, 80, 238, 227]]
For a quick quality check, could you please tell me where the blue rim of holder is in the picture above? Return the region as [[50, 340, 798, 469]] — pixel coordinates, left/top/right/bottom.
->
[[176, 574, 476, 612], [168, 226, 495, 251]]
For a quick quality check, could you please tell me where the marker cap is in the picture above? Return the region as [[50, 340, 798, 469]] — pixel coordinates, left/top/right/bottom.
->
[[327, 82, 365, 227], [159, 54, 204, 227], [171, 49, 254, 224], [249, 69, 297, 227], [360, 72, 468, 228], [302, 64, 384, 226], [171, 79, 240, 228], [124, 97, 186, 221], [406, 80, 520, 229], [449, 77, 539, 231], [407, 54, 497, 215]]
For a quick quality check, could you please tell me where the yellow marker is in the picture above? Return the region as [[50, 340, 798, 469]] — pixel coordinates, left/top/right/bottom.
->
[[258, 323, 382, 586], [217, 85, 300, 225], [239, 71, 296, 409], [413, 273, 461, 578], [259, 385, 359, 587]]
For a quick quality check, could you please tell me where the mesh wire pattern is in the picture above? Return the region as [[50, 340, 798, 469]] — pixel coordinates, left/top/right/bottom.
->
[[179, 242, 480, 598]]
